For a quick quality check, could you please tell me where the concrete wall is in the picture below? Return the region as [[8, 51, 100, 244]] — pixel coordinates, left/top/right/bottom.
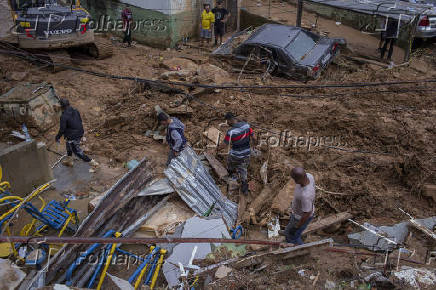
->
[[0, 141, 53, 197], [82, 0, 201, 48], [240, 8, 279, 30]]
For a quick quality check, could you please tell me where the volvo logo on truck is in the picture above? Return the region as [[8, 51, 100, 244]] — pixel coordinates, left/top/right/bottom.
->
[[44, 29, 73, 35]]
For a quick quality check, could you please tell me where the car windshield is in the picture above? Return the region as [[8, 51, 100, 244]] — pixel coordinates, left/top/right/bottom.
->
[[17, 0, 70, 9], [285, 31, 317, 62]]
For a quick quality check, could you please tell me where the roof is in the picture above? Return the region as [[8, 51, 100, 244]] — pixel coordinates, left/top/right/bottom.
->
[[306, 0, 436, 20], [243, 24, 302, 48]]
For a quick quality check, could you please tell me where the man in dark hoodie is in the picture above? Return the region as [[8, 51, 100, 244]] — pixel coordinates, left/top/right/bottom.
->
[[55, 99, 98, 167], [157, 112, 187, 166]]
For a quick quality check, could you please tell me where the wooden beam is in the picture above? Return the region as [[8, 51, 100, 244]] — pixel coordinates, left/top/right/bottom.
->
[[204, 152, 228, 180], [304, 212, 353, 236], [43, 158, 154, 285]]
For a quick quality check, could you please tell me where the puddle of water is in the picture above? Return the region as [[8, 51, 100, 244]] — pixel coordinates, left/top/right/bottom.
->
[[162, 216, 230, 288], [53, 161, 91, 193]]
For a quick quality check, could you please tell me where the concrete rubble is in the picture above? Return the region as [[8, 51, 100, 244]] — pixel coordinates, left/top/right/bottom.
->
[[392, 266, 436, 289], [348, 217, 436, 251], [0, 82, 60, 132], [162, 216, 231, 288]]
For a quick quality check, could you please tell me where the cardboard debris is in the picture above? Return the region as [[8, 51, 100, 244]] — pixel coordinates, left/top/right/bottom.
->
[[203, 127, 223, 144], [215, 265, 232, 279], [271, 179, 295, 214], [133, 199, 194, 237], [0, 258, 26, 290]]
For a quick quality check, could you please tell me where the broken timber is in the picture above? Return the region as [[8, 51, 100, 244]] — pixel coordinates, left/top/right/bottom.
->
[[233, 238, 333, 269], [204, 152, 228, 180], [304, 212, 353, 236], [36, 158, 155, 286]]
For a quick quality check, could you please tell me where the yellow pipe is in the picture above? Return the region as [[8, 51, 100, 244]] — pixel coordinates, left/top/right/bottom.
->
[[58, 212, 73, 237], [21, 196, 46, 237], [134, 246, 155, 290], [96, 232, 121, 290], [150, 249, 167, 290], [0, 196, 23, 203], [5, 226, 18, 257], [0, 181, 10, 190], [0, 182, 50, 222]]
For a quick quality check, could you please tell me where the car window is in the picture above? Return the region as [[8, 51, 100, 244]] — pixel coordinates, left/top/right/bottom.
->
[[285, 32, 317, 62]]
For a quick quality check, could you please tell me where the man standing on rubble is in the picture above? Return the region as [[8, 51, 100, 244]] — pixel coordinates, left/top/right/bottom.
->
[[121, 5, 133, 47], [284, 167, 316, 245], [212, 0, 230, 46], [158, 112, 187, 166], [220, 112, 256, 195], [55, 99, 98, 167], [200, 3, 215, 46]]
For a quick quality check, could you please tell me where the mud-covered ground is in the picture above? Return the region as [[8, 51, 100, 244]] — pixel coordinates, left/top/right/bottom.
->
[[0, 31, 435, 288]]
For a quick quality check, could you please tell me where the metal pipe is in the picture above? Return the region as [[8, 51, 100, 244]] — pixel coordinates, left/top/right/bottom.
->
[[0, 235, 283, 246]]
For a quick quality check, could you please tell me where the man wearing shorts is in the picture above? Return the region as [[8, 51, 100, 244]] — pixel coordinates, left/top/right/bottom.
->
[[200, 4, 215, 46]]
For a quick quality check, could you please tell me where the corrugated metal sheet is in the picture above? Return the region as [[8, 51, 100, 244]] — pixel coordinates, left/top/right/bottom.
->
[[164, 146, 238, 227]]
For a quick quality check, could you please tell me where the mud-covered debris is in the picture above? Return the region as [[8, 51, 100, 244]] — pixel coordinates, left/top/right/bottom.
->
[[0, 258, 26, 289], [393, 266, 436, 289], [0, 82, 59, 132], [215, 265, 232, 279]]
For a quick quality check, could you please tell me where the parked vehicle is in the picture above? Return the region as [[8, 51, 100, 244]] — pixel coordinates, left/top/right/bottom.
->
[[212, 24, 345, 80], [415, 14, 436, 38]]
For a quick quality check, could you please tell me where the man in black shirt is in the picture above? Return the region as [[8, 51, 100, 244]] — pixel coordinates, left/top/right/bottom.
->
[[55, 99, 98, 167], [212, 1, 230, 46]]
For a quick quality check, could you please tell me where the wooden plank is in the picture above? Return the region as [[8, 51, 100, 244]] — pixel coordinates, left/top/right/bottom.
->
[[272, 238, 334, 255], [409, 219, 436, 240], [204, 152, 228, 180], [304, 212, 353, 235], [271, 179, 295, 214]]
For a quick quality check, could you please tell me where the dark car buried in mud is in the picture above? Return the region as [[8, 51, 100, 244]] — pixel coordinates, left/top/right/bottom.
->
[[212, 24, 345, 81]]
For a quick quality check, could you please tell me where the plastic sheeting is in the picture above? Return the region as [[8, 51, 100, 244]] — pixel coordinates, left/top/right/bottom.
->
[[164, 146, 238, 227]]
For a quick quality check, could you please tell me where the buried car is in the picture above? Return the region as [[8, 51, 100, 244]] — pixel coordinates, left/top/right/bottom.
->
[[212, 24, 345, 80]]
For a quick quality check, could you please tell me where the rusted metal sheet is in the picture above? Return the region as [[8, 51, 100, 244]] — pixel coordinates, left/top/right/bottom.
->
[[164, 146, 238, 227]]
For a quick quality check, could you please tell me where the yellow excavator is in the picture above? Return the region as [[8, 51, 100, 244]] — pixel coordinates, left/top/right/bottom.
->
[[5, 0, 112, 70]]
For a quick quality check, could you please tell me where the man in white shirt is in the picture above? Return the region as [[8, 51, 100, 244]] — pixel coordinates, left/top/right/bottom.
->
[[284, 167, 316, 245]]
